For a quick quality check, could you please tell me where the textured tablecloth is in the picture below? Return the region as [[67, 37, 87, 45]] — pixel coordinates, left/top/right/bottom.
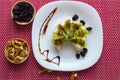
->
[[0, 0, 120, 80]]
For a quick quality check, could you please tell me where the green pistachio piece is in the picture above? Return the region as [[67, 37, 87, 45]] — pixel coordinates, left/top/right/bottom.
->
[[78, 38, 86, 47], [52, 37, 63, 45], [63, 19, 70, 34], [70, 37, 77, 43], [83, 28, 89, 35]]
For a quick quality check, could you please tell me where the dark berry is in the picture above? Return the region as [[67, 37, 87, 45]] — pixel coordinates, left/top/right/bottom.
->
[[86, 27, 92, 31], [76, 53, 80, 59], [12, 2, 34, 22], [28, 10, 33, 15], [72, 14, 79, 21], [17, 3, 26, 11], [83, 48, 88, 53], [80, 51, 86, 57], [25, 17, 31, 22], [29, 8, 34, 13], [13, 9, 20, 15], [80, 20, 85, 26], [13, 15, 19, 20]]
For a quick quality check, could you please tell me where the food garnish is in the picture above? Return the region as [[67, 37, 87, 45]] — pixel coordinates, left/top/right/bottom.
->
[[80, 20, 85, 26], [72, 14, 79, 21], [86, 27, 92, 31], [38, 7, 61, 66], [76, 53, 81, 59]]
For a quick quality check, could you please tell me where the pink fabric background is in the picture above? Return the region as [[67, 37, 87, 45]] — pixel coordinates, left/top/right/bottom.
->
[[0, 0, 120, 80]]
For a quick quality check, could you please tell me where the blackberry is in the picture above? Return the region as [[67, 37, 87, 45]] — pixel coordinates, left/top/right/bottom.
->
[[72, 14, 79, 21], [76, 53, 80, 59], [80, 51, 86, 57], [83, 48, 88, 53], [86, 27, 92, 31], [80, 20, 85, 26]]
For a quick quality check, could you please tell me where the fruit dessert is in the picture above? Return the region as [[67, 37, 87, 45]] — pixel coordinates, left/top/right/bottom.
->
[[5, 38, 30, 64], [52, 19, 89, 50], [51, 15, 92, 59], [11, 1, 35, 25]]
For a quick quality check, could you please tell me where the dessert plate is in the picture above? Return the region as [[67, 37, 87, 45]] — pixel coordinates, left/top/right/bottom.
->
[[32, 1, 103, 71]]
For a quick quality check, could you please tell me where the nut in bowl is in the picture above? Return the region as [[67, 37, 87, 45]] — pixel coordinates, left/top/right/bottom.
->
[[5, 38, 30, 64], [11, 0, 36, 25]]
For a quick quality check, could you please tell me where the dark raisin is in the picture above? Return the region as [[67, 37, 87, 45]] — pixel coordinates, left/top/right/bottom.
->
[[80, 51, 86, 57], [83, 48, 88, 53], [72, 14, 79, 21], [13, 15, 19, 21], [76, 53, 80, 59], [18, 18, 23, 22], [13, 9, 20, 15], [24, 17, 31, 22], [18, 2, 25, 7], [86, 27, 92, 31], [23, 11, 29, 17], [24, 3, 29, 7], [28, 9, 34, 15], [29, 8, 34, 13], [17, 3, 26, 11], [80, 20, 85, 26], [12, 2, 34, 22]]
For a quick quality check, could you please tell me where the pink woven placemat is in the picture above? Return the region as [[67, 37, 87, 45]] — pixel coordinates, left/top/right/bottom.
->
[[0, 0, 120, 80]]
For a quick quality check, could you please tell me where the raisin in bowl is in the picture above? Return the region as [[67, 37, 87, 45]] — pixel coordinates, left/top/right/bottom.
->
[[11, 1, 36, 25], [5, 38, 30, 64]]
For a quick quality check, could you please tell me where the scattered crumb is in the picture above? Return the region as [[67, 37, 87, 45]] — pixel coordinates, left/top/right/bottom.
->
[[56, 77, 61, 80], [38, 69, 78, 80], [38, 68, 53, 75], [70, 72, 78, 80]]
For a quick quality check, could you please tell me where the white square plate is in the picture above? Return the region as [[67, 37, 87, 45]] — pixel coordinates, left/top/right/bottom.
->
[[32, 1, 103, 71]]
